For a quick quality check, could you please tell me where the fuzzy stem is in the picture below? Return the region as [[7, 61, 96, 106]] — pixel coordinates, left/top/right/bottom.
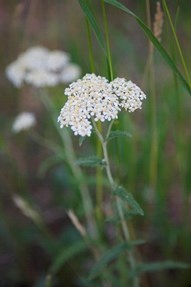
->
[[92, 120, 139, 287]]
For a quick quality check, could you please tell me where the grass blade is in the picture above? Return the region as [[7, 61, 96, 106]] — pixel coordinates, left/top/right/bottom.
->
[[131, 261, 189, 277], [89, 243, 127, 280], [104, 0, 191, 95], [49, 241, 87, 276], [78, 0, 106, 54]]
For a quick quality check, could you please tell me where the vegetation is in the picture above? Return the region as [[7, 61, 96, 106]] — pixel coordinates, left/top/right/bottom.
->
[[1, 1, 191, 286]]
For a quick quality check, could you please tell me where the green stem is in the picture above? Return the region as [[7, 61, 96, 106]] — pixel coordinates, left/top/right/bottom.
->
[[85, 18, 104, 228], [101, 0, 114, 81], [86, 18, 96, 73], [39, 90, 98, 238], [92, 120, 139, 287], [146, 0, 158, 192], [162, 0, 191, 86]]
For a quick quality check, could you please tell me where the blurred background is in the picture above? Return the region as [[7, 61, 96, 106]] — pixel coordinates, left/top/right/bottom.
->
[[1, 0, 191, 286]]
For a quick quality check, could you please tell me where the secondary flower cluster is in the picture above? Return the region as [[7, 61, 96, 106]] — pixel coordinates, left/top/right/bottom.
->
[[58, 73, 146, 137], [6, 46, 81, 88], [12, 112, 36, 133]]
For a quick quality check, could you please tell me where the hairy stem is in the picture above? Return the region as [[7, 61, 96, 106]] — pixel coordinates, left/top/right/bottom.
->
[[93, 120, 139, 287]]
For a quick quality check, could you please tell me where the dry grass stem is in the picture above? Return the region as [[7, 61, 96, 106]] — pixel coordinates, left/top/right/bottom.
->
[[153, 1, 164, 42], [67, 209, 87, 237]]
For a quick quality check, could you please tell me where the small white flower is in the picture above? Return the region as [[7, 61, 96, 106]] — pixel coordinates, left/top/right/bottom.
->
[[111, 78, 146, 112], [19, 46, 49, 71], [46, 51, 70, 71], [60, 63, 81, 84], [5, 60, 25, 88], [12, 112, 36, 133], [25, 70, 59, 87]]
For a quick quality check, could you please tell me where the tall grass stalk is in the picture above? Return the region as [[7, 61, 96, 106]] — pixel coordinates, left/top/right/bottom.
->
[[146, 0, 158, 193], [166, 4, 188, 223], [160, 0, 191, 229], [162, 0, 191, 87], [86, 18, 104, 229], [100, 0, 114, 81], [86, 18, 96, 73], [39, 90, 98, 238]]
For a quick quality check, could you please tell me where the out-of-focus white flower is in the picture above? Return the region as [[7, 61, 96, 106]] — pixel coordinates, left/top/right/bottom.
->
[[5, 60, 25, 88], [19, 46, 49, 71], [6, 46, 81, 88], [46, 51, 70, 71], [12, 112, 36, 133], [58, 74, 146, 137], [60, 63, 81, 84], [25, 70, 59, 88], [111, 78, 146, 112], [58, 74, 119, 137]]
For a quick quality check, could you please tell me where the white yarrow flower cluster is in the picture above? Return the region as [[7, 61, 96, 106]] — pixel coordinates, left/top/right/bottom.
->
[[58, 74, 146, 137], [112, 78, 146, 112], [12, 112, 36, 133], [6, 46, 81, 88]]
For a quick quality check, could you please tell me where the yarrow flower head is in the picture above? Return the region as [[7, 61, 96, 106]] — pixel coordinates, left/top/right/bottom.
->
[[5, 46, 81, 88], [111, 77, 146, 112], [12, 112, 36, 133], [58, 73, 146, 137], [58, 74, 119, 137]]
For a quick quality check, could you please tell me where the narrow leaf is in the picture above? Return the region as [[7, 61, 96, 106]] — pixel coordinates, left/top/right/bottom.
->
[[89, 243, 127, 280], [107, 130, 132, 142], [89, 240, 146, 280], [106, 209, 144, 223], [113, 186, 144, 216], [104, 0, 191, 96], [49, 241, 87, 275], [131, 261, 189, 277], [79, 136, 86, 146], [78, 0, 106, 53], [76, 156, 106, 167]]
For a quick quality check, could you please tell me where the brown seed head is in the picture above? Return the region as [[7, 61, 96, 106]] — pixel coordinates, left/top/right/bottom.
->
[[153, 2, 164, 42]]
